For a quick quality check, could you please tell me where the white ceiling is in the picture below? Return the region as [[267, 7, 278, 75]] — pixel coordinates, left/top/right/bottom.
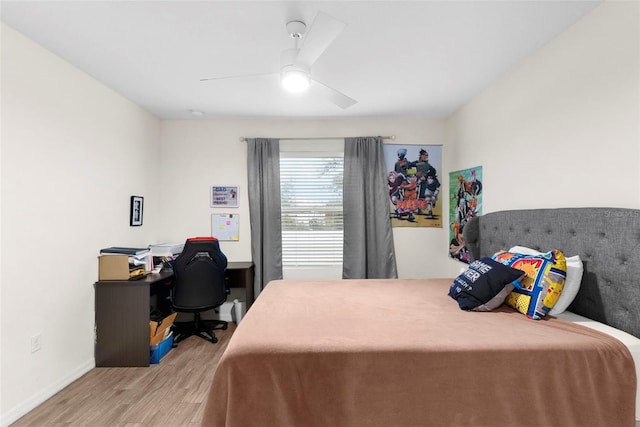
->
[[1, 1, 601, 120]]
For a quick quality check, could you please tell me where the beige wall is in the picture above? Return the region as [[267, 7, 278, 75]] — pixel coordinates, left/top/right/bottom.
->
[[1, 23, 161, 424], [158, 118, 450, 279], [446, 1, 640, 212]]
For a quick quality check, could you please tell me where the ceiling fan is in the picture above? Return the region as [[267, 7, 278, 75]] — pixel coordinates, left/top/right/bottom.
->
[[200, 11, 357, 109]]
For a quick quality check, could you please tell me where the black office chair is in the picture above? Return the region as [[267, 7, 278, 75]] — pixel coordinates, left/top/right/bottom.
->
[[170, 237, 228, 344]]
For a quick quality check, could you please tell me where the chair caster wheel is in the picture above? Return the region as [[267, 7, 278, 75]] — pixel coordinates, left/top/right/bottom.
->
[[211, 336, 218, 343], [222, 324, 228, 330]]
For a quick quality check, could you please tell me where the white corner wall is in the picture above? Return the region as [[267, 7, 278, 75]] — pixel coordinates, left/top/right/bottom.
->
[[445, 1, 640, 213], [1, 23, 161, 425]]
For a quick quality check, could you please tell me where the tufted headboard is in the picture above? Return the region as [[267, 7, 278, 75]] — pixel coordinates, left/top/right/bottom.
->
[[464, 208, 640, 339]]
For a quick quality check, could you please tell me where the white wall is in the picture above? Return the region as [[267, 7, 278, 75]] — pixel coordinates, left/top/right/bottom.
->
[[1, 24, 161, 425], [446, 0, 640, 212], [158, 118, 451, 279]]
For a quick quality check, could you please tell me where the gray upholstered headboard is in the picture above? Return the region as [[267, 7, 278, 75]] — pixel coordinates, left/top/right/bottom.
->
[[464, 208, 640, 339]]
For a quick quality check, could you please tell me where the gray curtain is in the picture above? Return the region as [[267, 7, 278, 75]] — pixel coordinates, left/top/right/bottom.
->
[[246, 138, 283, 298], [343, 136, 398, 279]]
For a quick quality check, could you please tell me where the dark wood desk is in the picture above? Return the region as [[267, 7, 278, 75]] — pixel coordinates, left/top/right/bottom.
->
[[94, 262, 254, 367], [225, 261, 255, 310]]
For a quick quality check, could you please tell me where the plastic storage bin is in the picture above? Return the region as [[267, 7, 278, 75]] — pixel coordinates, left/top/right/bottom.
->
[[150, 332, 173, 364]]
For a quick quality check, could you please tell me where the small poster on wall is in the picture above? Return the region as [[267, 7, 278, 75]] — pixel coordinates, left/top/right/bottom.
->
[[211, 186, 238, 208], [448, 166, 483, 263], [383, 144, 443, 227]]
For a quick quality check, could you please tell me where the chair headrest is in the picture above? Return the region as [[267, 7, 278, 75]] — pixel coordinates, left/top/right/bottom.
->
[[187, 237, 218, 242]]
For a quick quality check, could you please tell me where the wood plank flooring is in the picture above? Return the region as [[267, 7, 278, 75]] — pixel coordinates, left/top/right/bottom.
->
[[11, 324, 235, 427]]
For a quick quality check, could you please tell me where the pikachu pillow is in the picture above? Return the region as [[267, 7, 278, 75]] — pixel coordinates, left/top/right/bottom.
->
[[491, 249, 567, 320]]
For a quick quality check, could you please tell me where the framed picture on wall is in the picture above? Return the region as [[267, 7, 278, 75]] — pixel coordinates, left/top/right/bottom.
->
[[211, 186, 239, 208], [130, 196, 144, 226]]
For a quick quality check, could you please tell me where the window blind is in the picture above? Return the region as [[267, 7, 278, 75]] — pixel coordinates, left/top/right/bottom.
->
[[280, 156, 344, 266]]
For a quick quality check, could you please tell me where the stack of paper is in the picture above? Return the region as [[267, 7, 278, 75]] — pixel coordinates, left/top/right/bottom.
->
[[148, 243, 184, 257]]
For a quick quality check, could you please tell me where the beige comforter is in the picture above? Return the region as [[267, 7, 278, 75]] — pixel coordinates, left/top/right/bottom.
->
[[202, 279, 636, 427]]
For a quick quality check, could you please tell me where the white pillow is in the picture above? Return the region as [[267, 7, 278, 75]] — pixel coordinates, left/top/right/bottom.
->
[[509, 245, 584, 315]]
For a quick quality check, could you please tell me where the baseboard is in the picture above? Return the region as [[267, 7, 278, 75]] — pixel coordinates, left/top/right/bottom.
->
[[1, 358, 95, 427]]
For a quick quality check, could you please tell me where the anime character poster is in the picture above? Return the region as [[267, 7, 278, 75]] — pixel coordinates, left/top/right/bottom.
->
[[448, 166, 483, 263], [383, 144, 443, 228]]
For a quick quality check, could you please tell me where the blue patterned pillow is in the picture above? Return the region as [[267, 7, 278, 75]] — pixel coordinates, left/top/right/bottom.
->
[[492, 250, 567, 320]]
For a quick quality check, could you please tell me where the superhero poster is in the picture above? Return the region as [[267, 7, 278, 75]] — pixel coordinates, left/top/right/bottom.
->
[[448, 166, 483, 263], [383, 144, 443, 228]]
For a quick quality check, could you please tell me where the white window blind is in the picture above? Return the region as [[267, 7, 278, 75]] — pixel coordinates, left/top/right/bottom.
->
[[280, 153, 344, 266]]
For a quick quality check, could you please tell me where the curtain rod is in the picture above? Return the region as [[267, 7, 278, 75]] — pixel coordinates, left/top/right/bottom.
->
[[239, 135, 395, 142]]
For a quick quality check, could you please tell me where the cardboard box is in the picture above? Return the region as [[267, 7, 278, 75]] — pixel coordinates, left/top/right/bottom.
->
[[150, 312, 177, 345], [99, 254, 152, 280], [150, 332, 173, 364], [98, 255, 130, 280]]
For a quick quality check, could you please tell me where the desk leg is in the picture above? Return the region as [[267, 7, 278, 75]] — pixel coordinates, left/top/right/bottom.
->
[[226, 265, 255, 310], [245, 265, 255, 310]]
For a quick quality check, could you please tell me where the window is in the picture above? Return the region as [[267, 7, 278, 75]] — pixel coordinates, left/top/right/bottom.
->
[[280, 143, 344, 267]]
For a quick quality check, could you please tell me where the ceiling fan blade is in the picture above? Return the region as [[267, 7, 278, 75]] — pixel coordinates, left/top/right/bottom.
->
[[311, 79, 357, 109], [200, 72, 276, 82], [296, 11, 346, 67]]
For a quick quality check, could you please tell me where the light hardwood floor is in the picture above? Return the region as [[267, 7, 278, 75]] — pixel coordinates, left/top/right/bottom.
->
[[12, 324, 235, 426]]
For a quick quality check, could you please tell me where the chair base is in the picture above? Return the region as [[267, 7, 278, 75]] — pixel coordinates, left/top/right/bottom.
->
[[172, 312, 228, 344]]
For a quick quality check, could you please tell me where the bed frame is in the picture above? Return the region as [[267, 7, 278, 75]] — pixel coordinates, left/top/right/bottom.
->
[[464, 207, 640, 339], [203, 207, 639, 426]]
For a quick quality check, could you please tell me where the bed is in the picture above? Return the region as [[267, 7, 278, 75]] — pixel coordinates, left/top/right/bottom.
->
[[202, 207, 639, 427]]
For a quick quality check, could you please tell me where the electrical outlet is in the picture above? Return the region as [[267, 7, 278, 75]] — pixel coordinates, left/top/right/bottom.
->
[[31, 333, 42, 353]]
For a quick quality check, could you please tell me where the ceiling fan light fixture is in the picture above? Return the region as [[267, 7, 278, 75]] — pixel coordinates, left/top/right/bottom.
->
[[280, 48, 310, 93], [281, 68, 310, 93]]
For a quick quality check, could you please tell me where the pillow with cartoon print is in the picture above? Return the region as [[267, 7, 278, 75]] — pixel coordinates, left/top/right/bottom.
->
[[492, 249, 567, 320], [509, 246, 583, 315]]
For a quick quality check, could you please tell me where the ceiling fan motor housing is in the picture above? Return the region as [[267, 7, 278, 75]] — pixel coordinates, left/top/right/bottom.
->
[[286, 20, 306, 38]]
